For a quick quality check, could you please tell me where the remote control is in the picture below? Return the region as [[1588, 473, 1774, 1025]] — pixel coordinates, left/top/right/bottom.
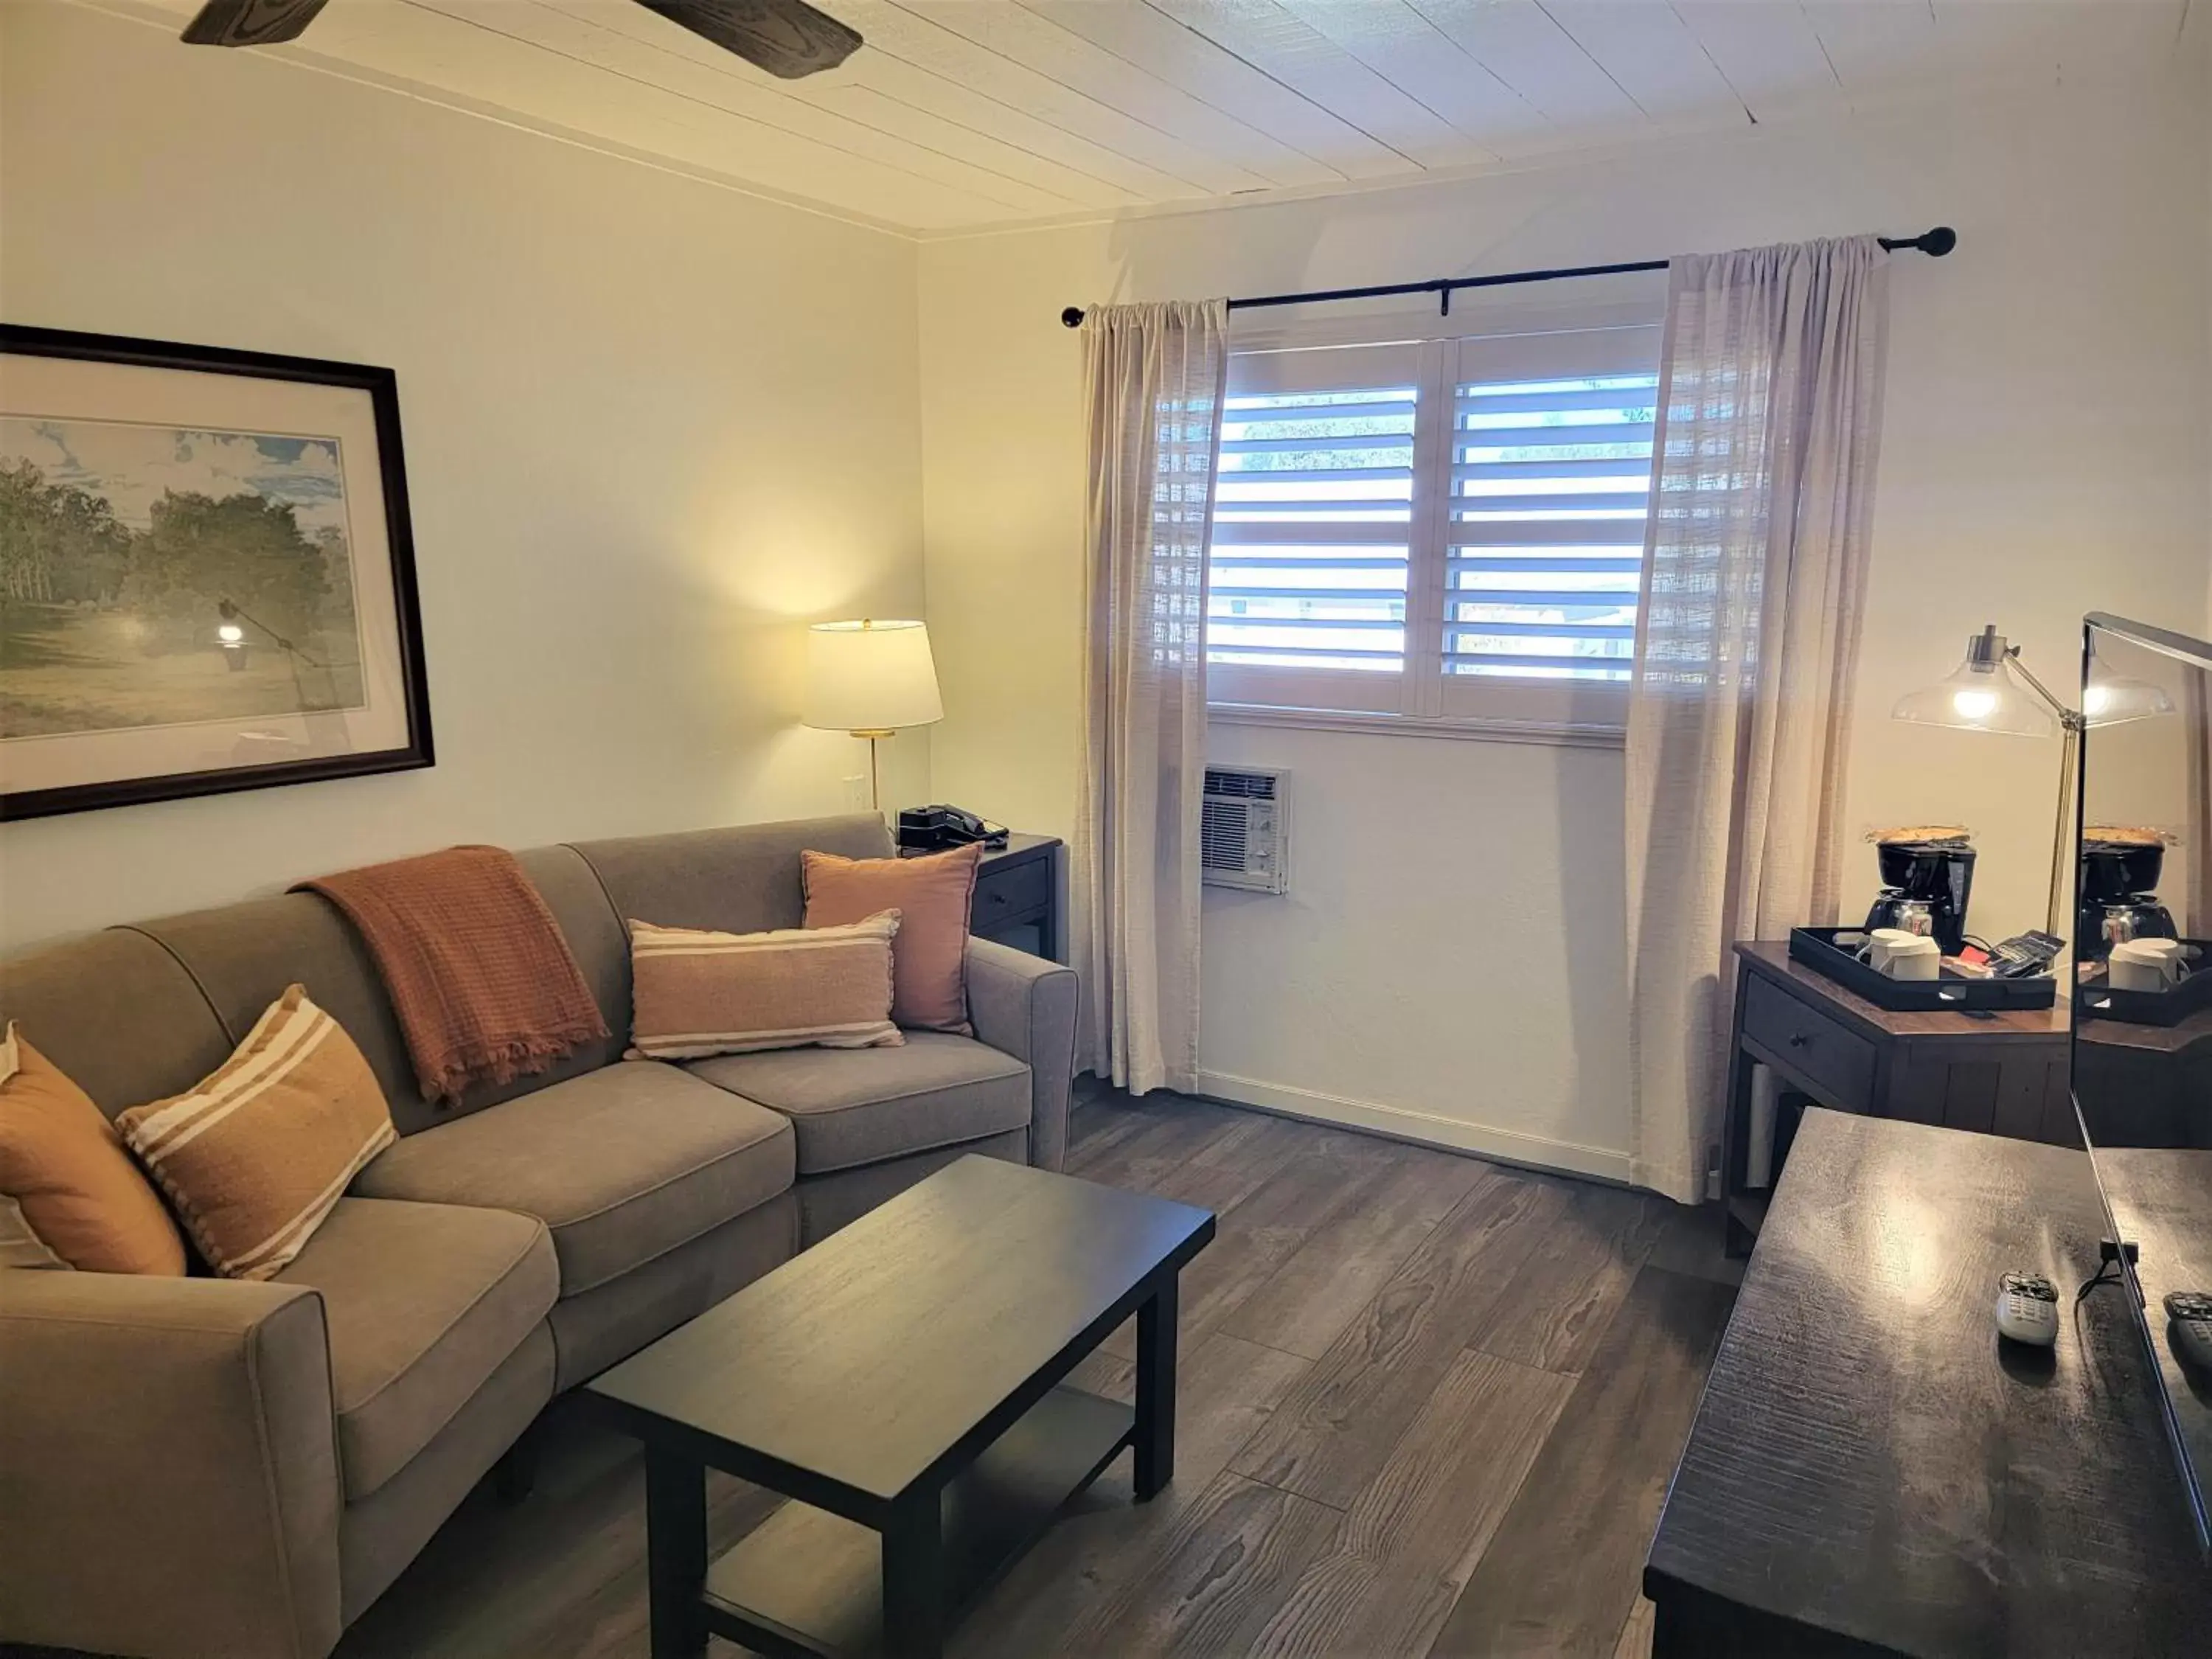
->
[[1997, 1273, 2059, 1346], [2164, 1291, 2212, 1371]]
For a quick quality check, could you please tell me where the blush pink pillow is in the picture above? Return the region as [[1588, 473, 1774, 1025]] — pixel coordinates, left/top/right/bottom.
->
[[801, 844, 981, 1034]]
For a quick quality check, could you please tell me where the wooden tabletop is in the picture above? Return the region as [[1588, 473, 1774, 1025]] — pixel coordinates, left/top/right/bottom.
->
[[1647, 1109, 2212, 1656], [1737, 940, 2070, 1040], [585, 1156, 1211, 1507], [900, 832, 1060, 863]]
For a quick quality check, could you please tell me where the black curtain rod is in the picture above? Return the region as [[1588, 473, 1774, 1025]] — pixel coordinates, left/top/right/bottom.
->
[[1058, 226, 1956, 328]]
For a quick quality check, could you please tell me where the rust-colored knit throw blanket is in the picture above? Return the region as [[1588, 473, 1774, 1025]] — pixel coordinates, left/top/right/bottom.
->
[[295, 846, 609, 1106]]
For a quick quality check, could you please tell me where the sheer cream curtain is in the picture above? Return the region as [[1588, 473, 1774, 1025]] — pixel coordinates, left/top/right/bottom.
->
[[1625, 238, 1891, 1202], [1072, 299, 1229, 1095]]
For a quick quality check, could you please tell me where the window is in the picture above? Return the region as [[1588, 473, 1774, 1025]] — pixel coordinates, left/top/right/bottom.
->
[[1205, 314, 1660, 735]]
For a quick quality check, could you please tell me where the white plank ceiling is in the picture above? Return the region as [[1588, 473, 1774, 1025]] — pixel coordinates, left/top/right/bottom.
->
[[110, 0, 2199, 234]]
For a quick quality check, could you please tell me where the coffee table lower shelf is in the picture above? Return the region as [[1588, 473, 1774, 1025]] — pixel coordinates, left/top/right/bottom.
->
[[700, 1385, 1135, 1659]]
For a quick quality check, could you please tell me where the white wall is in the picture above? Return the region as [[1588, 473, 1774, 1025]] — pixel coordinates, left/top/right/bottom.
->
[[0, 2, 926, 950], [919, 78, 2212, 1178]]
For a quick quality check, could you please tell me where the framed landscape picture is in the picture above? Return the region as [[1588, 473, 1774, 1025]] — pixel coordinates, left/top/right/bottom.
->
[[0, 326, 432, 819]]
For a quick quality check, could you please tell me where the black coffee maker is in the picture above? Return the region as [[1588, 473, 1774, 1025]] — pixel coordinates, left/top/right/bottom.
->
[[2078, 830, 2178, 961], [1865, 831, 1976, 956]]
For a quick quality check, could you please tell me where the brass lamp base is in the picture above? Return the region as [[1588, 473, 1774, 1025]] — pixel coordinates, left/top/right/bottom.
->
[[848, 728, 895, 811]]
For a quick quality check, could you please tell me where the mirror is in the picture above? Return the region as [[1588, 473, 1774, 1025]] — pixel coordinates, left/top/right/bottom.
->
[[2073, 612, 2212, 1550]]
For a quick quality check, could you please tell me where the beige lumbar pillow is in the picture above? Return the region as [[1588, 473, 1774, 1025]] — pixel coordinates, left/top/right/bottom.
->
[[117, 985, 397, 1281], [627, 911, 904, 1060]]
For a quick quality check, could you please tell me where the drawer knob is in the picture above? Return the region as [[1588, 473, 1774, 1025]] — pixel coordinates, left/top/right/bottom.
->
[[1788, 1034, 1808, 1048]]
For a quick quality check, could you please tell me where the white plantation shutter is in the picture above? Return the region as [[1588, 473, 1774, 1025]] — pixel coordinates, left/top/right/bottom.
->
[[1206, 314, 1662, 733], [1206, 342, 1425, 716], [1440, 324, 1660, 726]]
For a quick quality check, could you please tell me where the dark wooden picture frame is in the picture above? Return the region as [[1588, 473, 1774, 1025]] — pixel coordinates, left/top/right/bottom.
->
[[0, 324, 433, 820]]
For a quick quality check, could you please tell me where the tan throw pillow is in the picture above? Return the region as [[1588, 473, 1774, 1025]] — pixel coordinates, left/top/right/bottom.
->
[[0, 1023, 185, 1276], [116, 986, 396, 1281], [627, 911, 904, 1060], [801, 844, 981, 1034]]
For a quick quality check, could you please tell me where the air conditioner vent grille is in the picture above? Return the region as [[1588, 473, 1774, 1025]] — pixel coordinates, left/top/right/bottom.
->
[[1200, 765, 1290, 894], [1204, 767, 1278, 800]]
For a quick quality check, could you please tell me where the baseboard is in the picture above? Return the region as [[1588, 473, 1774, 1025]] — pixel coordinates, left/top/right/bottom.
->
[[1191, 1069, 1635, 1186]]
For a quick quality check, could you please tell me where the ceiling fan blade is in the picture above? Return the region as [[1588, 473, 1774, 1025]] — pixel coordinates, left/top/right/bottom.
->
[[633, 0, 860, 80], [181, 0, 330, 46]]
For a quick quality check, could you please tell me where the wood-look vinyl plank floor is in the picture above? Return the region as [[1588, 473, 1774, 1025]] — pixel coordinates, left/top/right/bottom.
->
[[304, 1093, 1735, 1659], [1244, 1349, 1573, 1658], [1425, 1265, 1740, 1659], [1225, 1169, 1575, 1508]]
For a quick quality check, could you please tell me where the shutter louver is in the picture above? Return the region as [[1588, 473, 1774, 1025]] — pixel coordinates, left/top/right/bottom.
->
[[1208, 384, 1415, 674], [1446, 355, 1658, 685]]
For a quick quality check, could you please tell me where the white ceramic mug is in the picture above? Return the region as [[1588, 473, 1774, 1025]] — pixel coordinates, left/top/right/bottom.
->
[[2110, 937, 2189, 992], [1869, 928, 1941, 981]]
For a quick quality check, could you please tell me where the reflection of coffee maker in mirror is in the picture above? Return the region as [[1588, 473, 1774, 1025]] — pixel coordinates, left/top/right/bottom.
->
[[1865, 828, 1976, 956], [2077, 827, 2178, 960]]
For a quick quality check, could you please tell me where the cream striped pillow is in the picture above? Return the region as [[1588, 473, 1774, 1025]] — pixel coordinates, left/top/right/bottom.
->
[[117, 985, 396, 1281], [627, 911, 904, 1060]]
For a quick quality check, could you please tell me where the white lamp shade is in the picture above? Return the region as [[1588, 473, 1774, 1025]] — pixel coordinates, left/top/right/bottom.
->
[[802, 619, 944, 734]]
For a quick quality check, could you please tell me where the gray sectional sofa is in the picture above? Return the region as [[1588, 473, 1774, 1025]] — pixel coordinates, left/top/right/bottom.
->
[[0, 814, 1078, 1659]]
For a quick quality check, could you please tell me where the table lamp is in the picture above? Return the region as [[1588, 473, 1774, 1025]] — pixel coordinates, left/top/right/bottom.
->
[[1892, 623, 2173, 936], [802, 619, 943, 811]]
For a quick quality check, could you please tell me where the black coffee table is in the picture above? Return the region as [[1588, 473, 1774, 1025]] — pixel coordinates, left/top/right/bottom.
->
[[585, 1154, 1214, 1659]]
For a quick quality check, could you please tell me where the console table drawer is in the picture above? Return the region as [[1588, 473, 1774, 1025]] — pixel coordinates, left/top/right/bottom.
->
[[1742, 974, 1875, 1112]]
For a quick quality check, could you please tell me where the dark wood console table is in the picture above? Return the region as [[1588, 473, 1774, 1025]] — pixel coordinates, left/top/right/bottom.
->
[[1722, 941, 2071, 1253], [1647, 1109, 2212, 1658]]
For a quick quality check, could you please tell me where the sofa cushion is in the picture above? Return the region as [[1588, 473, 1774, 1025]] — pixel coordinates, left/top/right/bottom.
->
[[0, 928, 236, 1118], [130, 894, 420, 1121], [686, 1033, 1030, 1175], [570, 815, 891, 939], [352, 1060, 793, 1295], [274, 1197, 557, 1501], [133, 849, 633, 1137]]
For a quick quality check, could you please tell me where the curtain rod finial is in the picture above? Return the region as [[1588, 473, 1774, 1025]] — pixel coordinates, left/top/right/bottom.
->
[[1883, 226, 1957, 257], [1061, 306, 1085, 328]]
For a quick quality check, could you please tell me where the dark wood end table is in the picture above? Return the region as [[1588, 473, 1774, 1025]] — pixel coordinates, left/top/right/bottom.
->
[[901, 834, 1062, 961], [585, 1155, 1214, 1659], [1722, 940, 2073, 1254]]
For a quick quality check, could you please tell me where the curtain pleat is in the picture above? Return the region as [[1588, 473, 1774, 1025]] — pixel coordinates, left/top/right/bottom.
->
[[1625, 238, 1891, 1202], [1072, 299, 1229, 1095]]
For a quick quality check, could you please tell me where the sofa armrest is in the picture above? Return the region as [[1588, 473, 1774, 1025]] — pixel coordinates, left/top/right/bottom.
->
[[0, 1270, 343, 1659], [966, 937, 1079, 1172]]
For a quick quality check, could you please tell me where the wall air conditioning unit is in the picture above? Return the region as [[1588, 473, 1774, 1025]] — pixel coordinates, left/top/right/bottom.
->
[[1201, 765, 1290, 894]]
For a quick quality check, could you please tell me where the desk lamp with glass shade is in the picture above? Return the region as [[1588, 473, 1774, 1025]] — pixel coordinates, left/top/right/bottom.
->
[[801, 619, 943, 813], [1892, 624, 2174, 936]]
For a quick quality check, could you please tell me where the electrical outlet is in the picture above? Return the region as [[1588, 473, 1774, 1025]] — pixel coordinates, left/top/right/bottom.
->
[[842, 775, 869, 812]]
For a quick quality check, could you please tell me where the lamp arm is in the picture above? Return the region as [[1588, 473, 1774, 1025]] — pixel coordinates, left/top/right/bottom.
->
[[218, 598, 323, 669], [2004, 647, 2083, 732], [2001, 645, 2081, 939]]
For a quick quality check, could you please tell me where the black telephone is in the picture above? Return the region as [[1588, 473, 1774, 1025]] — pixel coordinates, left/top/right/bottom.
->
[[897, 804, 1009, 852]]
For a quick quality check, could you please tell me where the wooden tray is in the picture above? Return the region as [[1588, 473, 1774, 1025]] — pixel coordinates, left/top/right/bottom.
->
[[1787, 927, 2057, 1012]]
